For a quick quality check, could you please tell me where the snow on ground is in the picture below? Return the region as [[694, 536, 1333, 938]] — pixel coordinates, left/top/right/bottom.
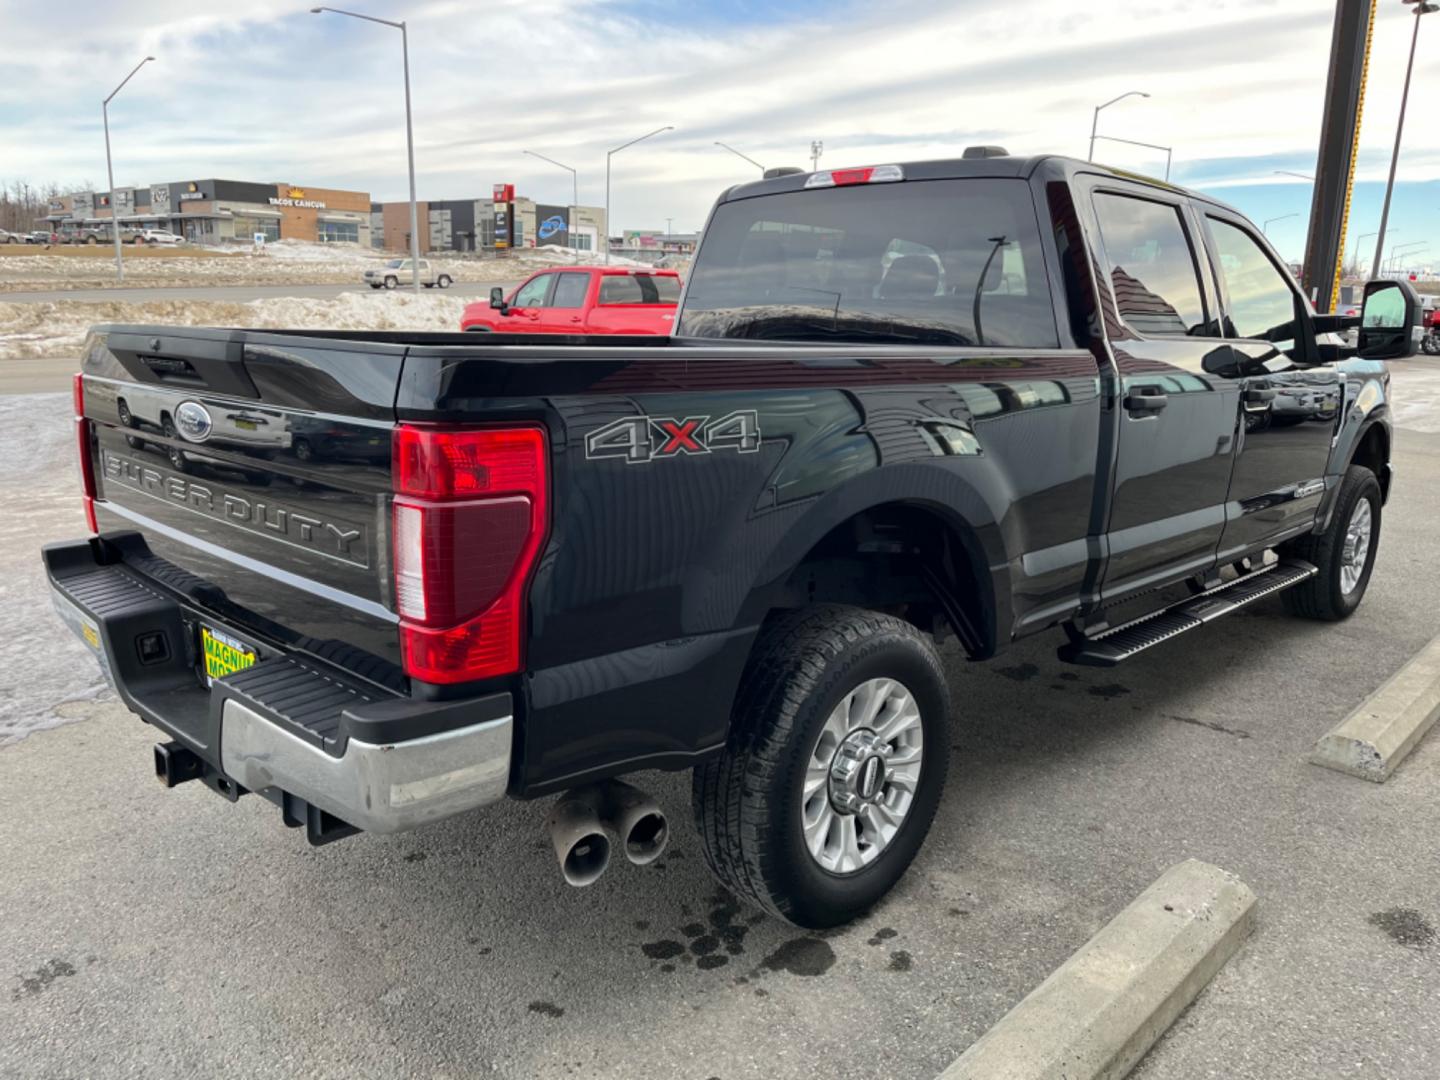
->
[[0, 240, 597, 292], [0, 291, 469, 360]]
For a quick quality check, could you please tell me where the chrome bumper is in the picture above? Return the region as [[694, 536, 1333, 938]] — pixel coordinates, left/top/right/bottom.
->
[[219, 699, 512, 834]]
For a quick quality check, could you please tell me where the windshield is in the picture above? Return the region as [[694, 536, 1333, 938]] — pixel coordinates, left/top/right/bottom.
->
[[384, 259, 404, 268], [677, 178, 1057, 347]]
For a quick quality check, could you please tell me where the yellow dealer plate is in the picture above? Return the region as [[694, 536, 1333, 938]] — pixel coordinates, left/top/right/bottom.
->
[[202, 626, 256, 685]]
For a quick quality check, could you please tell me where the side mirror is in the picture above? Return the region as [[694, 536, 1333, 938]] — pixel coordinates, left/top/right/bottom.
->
[[1357, 278, 1421, 360], [489, 286, 507, 312]]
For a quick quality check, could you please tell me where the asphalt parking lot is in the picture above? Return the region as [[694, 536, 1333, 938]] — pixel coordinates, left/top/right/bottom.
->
[[3, 362, 1439, 1079]]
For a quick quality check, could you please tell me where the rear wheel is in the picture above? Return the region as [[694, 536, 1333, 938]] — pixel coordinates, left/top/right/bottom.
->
[[160, 416, 189, 473], [1281, 464, 1381, 620], [384, 276, 397, 290], [693, 605, 949, 927], [437, 275, 452, 289]]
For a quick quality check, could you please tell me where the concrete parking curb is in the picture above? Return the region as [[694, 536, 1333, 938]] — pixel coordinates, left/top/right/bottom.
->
[[1310, 633, 1440, 782], [936, 859, 1256, 1080]]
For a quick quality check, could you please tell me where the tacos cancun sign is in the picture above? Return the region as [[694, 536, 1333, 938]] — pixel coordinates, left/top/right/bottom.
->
[[269, 187, 327, 210]]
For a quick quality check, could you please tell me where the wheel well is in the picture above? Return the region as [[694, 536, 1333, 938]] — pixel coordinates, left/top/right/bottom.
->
[[1351, 423, 1391, 499], [776, 503, 994, 658]]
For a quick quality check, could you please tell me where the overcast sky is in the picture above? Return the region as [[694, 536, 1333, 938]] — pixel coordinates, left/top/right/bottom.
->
[[1, 0, 1437, 267]]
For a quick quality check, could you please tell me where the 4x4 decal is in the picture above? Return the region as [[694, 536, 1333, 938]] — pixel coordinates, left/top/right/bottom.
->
[[585, 410, 761, 464]]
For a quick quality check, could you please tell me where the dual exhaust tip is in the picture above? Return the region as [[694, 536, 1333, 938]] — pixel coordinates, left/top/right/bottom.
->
[[546, 780, 668, 887]]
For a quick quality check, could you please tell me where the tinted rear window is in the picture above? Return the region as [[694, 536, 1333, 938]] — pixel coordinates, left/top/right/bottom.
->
[[599, 274, 681, 304], [677, 178, 1057, 347]]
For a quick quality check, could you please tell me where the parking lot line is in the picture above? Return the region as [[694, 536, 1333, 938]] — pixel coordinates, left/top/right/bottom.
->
[[936, 859, 1256, 1080], [1310, 633, 1440, 782]]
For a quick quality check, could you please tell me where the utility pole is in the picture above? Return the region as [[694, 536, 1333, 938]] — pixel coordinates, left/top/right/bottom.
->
[[810, 140, 823, 172]]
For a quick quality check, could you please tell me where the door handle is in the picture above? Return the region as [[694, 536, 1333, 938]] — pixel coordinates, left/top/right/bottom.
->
[[1124, 391, 1168, 414], [1244, 387, 1278, 405]]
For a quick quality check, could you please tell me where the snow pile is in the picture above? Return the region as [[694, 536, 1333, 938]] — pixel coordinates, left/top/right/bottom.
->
[[256, 239, 394, 265], [0, 291, 471, 360]]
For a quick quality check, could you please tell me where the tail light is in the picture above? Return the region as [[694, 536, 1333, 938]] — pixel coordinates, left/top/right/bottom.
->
[[804, 164, 904, 188], [73, 373, 98, 533], [392, 424, 549, 684]]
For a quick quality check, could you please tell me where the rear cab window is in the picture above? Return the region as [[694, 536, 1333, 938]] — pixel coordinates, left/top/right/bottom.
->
[[677, 178, 1058, 347], [599, 274, 681, 305], [1089, 191, 1209, 336]]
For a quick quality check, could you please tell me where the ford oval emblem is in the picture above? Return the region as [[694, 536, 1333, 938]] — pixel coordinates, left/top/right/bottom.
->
[[174, 401, 213, 443]]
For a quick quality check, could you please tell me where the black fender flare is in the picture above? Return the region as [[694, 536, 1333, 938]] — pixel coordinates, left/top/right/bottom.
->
[[732, 462, 1012, 654]]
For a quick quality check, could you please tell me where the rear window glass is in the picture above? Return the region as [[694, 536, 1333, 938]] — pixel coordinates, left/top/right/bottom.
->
[[676, 178, 1057, 347], [599, 274, 680, 304], [1090, 193, 1207, 336]]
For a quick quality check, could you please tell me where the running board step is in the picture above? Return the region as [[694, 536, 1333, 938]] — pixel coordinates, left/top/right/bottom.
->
[[1058, 560, 1318, 667]]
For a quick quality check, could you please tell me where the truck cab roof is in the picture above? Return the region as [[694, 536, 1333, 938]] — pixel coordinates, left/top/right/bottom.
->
[[717, 152, 1239, 219]]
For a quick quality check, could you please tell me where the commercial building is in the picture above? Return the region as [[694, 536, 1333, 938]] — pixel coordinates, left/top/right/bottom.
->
[[44, 179, 373, 246], [371, 192, 605, 254]]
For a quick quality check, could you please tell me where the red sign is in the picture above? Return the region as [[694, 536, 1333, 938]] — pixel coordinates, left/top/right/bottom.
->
[[493, 184, 514, 204]]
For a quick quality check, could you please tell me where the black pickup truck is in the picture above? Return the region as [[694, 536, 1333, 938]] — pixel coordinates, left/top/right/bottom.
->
[[46, 152, 1418, 927]]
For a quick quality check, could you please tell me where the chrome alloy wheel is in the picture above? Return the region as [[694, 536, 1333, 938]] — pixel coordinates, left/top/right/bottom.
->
[[1340, 498, 1373, 596], [802, 678, 924, 875]]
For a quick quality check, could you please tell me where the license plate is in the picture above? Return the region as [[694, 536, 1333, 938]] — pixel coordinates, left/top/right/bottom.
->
[[201, 626, 256, 685], [233, 418, 258, 431]]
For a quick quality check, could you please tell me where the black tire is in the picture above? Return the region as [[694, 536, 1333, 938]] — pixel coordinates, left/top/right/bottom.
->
[[692, 605, 949, 928], [384, 276, 398, 290], [438, 275, 452, 289], [1423, 334, 1440, 356], [369, 283, 381, 290], [465, 325, 492, 332], [116, 399, 134, 428], [1280, 464, 1381, 620], [86, 235, 98, 245], [293, 437, 313, 462]]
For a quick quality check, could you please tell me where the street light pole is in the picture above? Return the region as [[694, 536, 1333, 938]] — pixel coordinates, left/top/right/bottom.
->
[[1371, 0, 1438, 280], [810, 140, 823, 171], [714, 140, 765, 173], [311, 7, 421, 292], [605, 125, 673, 265], [1386, 240, 1427, 274], [1088, 90, 1149, 161], [1263, 213, 1299, 236], [102, 55, 154, 284], [524, 150, 579, 262]]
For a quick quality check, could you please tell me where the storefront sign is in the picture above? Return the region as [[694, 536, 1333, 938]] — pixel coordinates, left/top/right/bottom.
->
[[493, 183, 514, 204], [72, 192, 93, 217], [535, 204, 568, 246], [150, 185, 171, 212], [269, 186, 327, 210], [179, 181, 206, 202]]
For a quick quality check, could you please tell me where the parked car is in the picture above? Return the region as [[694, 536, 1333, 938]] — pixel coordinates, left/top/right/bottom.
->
[[461, 267, 681, 334], [363, 258, 453, 289], [25, 230, 55, 244], [47, 152, 1418, 927], [133, 228, 183, 246], [0, 227, 20, 244]]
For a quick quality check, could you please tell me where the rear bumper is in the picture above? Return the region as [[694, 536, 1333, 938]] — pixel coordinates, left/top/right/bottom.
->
[[45, 536, 513, 840]]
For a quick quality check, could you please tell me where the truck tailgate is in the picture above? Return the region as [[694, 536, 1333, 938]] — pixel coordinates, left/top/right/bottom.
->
[[80, 326, 405, 686]]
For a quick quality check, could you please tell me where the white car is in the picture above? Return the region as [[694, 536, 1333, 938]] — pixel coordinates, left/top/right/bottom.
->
[[135, 229, 183, 246], [363, 258, 453, 289]]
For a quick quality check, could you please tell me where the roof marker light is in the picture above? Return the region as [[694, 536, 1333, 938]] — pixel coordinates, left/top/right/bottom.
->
[[804, 164, 905, 189]]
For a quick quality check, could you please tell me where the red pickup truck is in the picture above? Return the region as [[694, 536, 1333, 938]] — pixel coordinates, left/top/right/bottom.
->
[[461, 266, 681, 334]]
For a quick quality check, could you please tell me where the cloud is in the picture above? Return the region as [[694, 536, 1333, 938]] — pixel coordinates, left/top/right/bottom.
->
[[2, 0, 1438, 248]]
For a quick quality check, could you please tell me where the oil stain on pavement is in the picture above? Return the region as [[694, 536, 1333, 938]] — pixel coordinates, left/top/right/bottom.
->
[[12, 958, 76, 1001], [1369, 908, 1435, 949]]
